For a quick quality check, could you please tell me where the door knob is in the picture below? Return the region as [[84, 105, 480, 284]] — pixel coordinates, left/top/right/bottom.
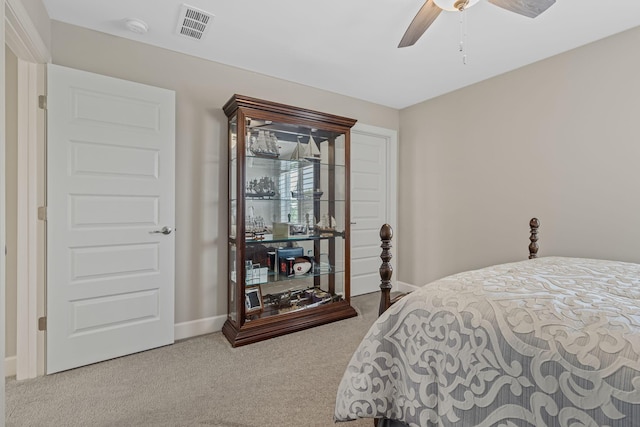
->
[[150, 226, 173, 235]]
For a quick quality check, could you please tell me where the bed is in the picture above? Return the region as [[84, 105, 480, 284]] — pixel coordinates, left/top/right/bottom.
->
[[335, 219, 640, 426]]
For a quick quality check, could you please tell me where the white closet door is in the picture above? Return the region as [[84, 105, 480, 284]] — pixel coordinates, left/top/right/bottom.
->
[[46, 64, 176, 373], [351, 124, 397, 296]]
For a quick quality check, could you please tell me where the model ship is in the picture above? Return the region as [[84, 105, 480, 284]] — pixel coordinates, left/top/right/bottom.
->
[[245, 215, 268, 240], [261, 286, 338, 316], [245, 206, 270, 240], [290, 135, 321, 161], [249, 130, 280, 158], [246, 177, 277, 199], [315, 214, 340, 236], [291, 186, 323, 200]]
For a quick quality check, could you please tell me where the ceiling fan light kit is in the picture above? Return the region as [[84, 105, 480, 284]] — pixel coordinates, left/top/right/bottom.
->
[[433, 0, 479, 12], [398, 0, 556, 48]]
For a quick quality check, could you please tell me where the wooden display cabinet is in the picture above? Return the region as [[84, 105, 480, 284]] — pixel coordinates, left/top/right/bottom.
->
[[222, 95, 358, 346]]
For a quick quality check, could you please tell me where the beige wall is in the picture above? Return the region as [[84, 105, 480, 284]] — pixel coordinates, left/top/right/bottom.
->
[[398, 26, 640, 285], [50, 21, 400, 324], [1, 0, 6, 401], [5, 47, 18, 358]]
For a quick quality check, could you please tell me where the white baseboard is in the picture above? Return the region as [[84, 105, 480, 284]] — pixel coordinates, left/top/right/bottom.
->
[[4, 319, 225, 378], [5, 355, 16, 377], [396, 281, 420, 293], [174, 315, 227, 341]]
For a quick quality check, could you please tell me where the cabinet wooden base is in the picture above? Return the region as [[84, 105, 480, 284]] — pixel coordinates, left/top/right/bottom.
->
[[222, 301, 357, 347]]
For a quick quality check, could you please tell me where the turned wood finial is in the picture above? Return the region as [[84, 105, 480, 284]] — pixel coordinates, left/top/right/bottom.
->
[[529, 217, 540, 259], [379, 224, 394, 316]]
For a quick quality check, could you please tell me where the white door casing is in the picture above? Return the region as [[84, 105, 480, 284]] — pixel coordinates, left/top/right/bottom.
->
[[1, 0, 7, 417], [5, 0, 51, 380], [350, 124, 397, 296], [46, 64, 176, 374]]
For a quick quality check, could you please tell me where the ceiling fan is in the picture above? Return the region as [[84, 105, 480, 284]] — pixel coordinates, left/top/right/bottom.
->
[[398, 0, 556, 47]]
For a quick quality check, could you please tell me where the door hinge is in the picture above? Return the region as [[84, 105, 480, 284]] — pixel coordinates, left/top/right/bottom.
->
[[38, 317, 47, 331], [38, 95, 47, 110], [38, 206, 47, 221]]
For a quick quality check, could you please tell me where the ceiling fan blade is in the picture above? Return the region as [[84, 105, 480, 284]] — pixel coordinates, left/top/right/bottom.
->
[[398, 1, 442, 48], [488, 0, 556, 18]]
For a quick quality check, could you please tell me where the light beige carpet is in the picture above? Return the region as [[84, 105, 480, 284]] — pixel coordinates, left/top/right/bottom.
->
[[6, 293, 381, 427]]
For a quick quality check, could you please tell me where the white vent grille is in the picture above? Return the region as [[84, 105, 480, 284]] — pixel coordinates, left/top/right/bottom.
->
[[176, 4, 214, 40]]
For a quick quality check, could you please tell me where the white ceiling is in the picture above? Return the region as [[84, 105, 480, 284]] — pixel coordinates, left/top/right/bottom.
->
[[41, 0, 640, 109]]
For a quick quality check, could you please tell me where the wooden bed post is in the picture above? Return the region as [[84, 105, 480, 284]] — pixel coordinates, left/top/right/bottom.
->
[[529, 217, 540, 259], [379, 224, 393, 316]]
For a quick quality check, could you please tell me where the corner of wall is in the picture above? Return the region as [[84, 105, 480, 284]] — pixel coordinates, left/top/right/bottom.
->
[[4, 356, 15, 377], [174, 315, 227, 341]]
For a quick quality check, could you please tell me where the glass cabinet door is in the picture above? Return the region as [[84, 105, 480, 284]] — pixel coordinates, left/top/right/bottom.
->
[[241, 117, 347, 321]]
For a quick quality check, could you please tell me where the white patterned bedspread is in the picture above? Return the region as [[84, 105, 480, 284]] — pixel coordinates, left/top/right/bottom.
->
[[335, 257, 640, 426]]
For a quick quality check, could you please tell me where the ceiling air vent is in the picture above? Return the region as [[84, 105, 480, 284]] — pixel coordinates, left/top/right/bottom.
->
[[176, 4, 214, 40]]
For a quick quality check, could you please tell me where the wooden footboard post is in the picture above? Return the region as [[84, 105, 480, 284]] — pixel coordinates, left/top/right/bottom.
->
[[379, 224, 393, 316], [529, 218, 540, 259]]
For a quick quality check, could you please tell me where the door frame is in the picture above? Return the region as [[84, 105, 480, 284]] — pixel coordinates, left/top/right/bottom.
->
[[351, 123, 399, 290], [5, 0, 50, 379], [2, 0, 7, 419]]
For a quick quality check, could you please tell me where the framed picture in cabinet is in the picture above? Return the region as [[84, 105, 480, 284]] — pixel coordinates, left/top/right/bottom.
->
[[245, 285, 264, 315]]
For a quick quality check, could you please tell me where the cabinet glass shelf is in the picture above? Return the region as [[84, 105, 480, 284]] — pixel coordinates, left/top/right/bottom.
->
[[239, 234, 344, 245], [231, 265, 342, 284], [231, 198, 347, 203], [245, 155, 347, 169]]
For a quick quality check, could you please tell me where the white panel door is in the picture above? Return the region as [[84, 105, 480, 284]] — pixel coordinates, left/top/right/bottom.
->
[[351, 125, 397, 296], [46, 64, 175, 374]]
